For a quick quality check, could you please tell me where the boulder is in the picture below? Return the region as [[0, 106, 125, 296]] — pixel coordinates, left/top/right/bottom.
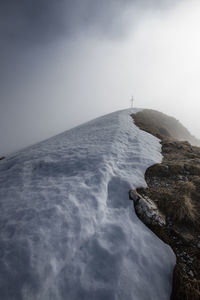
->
[[129, 190, 166, 227]]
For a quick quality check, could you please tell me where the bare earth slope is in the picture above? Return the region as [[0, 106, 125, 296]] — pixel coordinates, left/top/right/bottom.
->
[[132, 109, 200, 300], [134, 109, 200, 147]]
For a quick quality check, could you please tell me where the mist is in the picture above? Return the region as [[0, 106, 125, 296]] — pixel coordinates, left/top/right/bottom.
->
[[1, 0, 200, 155]]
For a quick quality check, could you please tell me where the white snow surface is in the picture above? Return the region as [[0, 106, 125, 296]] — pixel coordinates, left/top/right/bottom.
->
[[0, 109, 175, 300]]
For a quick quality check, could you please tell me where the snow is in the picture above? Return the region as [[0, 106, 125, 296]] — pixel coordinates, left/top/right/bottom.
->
[[0, 109, 175, 300]]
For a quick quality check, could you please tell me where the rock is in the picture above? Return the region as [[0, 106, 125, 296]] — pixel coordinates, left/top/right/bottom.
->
[[188, 270, 194, 277], [170, 230, 194, 246], [129, 190, 166, 227], [197, 242, 200, 248], [189, 257, 193, 262], [129, 190, 140, 202], [181, 233, 194, 245]]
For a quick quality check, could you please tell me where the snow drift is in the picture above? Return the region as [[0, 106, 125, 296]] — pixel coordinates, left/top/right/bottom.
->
[[0, 109, 175, 300]]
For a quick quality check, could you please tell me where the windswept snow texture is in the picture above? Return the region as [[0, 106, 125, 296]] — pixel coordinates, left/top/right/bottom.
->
[[0, 109, 175, 300]]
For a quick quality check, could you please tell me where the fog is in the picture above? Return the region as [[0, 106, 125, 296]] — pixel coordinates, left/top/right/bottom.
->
[[1, 0, 200, 155]]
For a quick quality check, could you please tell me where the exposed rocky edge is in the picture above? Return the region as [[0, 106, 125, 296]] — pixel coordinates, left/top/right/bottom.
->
[[0, 157, 5, 161], [129, 190, 166, 227], [132, 110, 200, 300]]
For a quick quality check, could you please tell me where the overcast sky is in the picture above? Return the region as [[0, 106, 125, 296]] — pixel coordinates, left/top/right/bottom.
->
[[1, 0, 200, 155]]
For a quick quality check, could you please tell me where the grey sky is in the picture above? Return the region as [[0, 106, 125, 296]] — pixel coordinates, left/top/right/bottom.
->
[[1, 0, 200, 155], [0, 0, 179, 43]]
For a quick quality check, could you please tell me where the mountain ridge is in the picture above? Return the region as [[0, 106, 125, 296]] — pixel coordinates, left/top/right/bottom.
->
[[0, 109, 175, 300], [133, 109, 200, 147]]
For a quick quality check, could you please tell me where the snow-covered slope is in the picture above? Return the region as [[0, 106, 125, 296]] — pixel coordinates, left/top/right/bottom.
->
[[0, 109, 175, 300]]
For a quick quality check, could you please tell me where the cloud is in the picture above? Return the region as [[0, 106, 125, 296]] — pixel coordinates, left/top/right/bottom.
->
[[1, 0, 193, 156], [0, 0, 184, 45]]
